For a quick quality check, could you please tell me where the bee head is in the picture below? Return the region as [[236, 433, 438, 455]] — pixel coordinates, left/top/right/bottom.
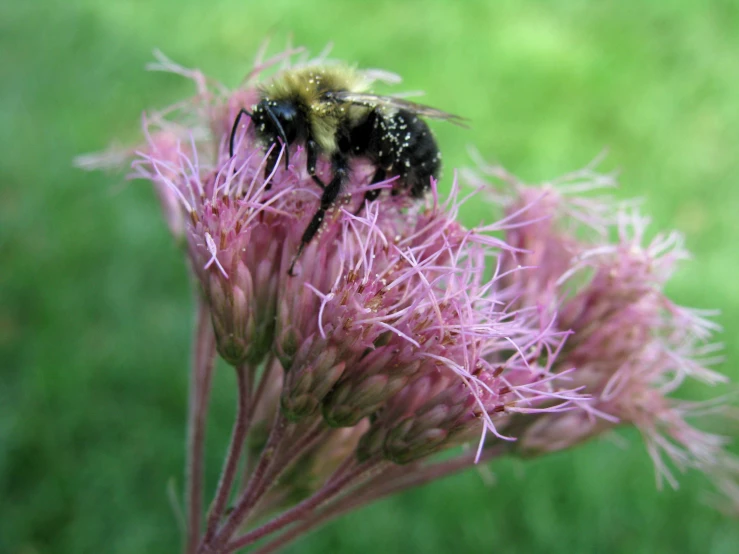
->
[[253, 98, 302, 142], [250, 99, 305, 170]]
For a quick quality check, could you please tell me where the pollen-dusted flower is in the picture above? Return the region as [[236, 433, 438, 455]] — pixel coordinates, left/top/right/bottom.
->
[[120, 53, 604, 551], [124, 48, 581, 465], [80, 48, 737, 554], [136, 109, 575, 452]]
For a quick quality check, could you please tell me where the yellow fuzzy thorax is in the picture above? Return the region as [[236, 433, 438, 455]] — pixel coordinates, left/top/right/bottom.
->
[[258, 65, 371, 153]]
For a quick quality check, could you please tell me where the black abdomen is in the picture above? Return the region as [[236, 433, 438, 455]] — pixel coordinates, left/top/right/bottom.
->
[[350, 109, 442, 198]]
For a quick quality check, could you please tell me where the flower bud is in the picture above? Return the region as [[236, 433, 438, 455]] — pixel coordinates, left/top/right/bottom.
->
[[357, 371, 450, 461], [281, 344, 346, 421], [188, 200, 279, 366], [322, 345, 422, 428]]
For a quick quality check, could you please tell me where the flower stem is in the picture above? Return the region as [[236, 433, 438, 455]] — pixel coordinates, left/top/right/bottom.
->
[[240, 420, 327, 526], [238, 356, 278, 495], [186, 296, 217, 554], [250, 445, 510, 554], [204, 411, 292, 551], [201, 365, 253, 545], [354, 443, 509, 501], [224, 459, 386, 553]]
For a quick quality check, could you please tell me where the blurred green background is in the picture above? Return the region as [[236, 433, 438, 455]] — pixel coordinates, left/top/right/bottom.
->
[[2, 0, 738, 552]]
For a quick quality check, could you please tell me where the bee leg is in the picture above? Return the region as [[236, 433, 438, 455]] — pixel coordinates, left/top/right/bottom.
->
[[354, 168, 386, 215], [306, 139, 325, 189], [288, 157, 348, 276]]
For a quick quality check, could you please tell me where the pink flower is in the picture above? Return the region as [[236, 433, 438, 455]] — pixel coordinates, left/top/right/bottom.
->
[[80, 48, 737, 553], [133, 106, 576, 461], [468, 158, 736, 490]]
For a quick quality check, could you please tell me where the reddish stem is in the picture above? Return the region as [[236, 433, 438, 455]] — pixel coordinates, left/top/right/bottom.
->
[[201, 366, 253, 544], [356, 444, 508, 500], [204, 411, 291, 551], [224, 459, 385, 553], [251, 445, 510, 554], [185, 297, 217, 554], [240, 421, 328, 526], [238, 356, 279, 495]]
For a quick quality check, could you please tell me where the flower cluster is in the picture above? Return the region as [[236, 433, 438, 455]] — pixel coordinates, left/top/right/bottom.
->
[[132, 51, 580, 457], [466, 158, 734, 488], [80, 49, 737, 554]]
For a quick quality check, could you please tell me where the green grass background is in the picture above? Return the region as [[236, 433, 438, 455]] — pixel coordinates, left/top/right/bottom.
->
[[2, 0, 738, 552]]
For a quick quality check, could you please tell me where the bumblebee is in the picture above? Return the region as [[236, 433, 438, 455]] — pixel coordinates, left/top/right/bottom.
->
[[228, 64, 465, 274]]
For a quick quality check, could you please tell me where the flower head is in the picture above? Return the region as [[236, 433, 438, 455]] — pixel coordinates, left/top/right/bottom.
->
[[80, 47, 738, 553], [467, 158, 736, 490], [121, 53, 584, 467]]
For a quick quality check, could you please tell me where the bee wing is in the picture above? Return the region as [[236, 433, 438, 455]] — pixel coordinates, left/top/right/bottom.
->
[[325, 91, 469, 128]]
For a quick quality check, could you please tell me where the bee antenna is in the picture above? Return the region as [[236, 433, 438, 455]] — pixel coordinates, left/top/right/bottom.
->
[[229, 108, 253, 158], [263, 105, 290, 170]]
